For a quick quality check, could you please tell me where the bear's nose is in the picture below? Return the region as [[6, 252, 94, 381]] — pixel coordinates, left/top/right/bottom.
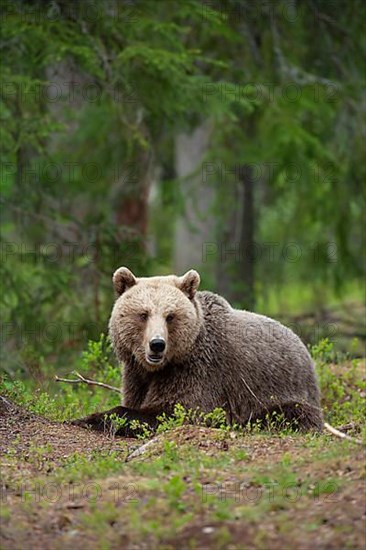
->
[[149, 338, 166, 353]]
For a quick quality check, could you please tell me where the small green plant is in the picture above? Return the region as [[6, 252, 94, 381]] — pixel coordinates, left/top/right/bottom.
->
[[107, 413, 128, 438], [156, 404, 230, 434], [313, 339, 366, 427], [26, 443, 54, 472], [202, 407, 229, 429], [163, 475, 186, 511], [156, 403, 189, 433], [79, 334, 116, 378], [0, 506, 11, 522], [129, 419, 154, 440], [311, 338, 335, 363], [0, 335, 121, 422], [55, 450, 125, 482]]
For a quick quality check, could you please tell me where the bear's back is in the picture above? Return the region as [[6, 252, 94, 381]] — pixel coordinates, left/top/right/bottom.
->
[[195, 290, 320, 410]]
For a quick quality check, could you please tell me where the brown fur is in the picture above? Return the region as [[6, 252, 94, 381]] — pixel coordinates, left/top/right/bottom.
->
[[74, 268, 323, 435]]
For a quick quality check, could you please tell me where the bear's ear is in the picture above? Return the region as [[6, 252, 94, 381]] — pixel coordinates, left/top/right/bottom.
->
[[178, 269, 200, 300], [113, 267, 137, 296]]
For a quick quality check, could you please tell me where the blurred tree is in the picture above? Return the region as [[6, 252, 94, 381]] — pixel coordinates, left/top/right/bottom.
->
[[194, 0, 366, 308], [0, 0, 364, 374], [0, 0, 248, 372]]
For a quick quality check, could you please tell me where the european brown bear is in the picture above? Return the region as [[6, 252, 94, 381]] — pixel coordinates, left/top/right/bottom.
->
[[73, 267, 323, 435]]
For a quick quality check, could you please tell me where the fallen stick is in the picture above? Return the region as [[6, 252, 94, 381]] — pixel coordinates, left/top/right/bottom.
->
[[324, 422, 364, 446], [126, 437, 160, 461], [55, 371, 122, 394]]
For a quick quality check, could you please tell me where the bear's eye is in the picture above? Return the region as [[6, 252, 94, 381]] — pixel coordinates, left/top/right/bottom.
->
[[139, 312, 149, 321], [166, 313, 175, 323]]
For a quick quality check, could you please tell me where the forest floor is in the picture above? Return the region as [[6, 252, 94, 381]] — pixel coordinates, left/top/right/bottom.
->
[[1, 396, 365, 550]]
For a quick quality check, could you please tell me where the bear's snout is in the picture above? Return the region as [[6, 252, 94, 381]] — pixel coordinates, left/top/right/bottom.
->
[[149, 337, 166, 353], [146, 336, 167, 368]]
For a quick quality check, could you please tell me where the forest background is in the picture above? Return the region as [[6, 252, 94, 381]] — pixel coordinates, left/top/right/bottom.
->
[[1, 0, 365, 383]]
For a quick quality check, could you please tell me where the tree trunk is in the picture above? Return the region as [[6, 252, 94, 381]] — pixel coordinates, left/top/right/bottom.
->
[[216, 164, 256, 310], [238, 164, 255, 310], [114, 146, 152, 241], [174, 121, 214, 274]]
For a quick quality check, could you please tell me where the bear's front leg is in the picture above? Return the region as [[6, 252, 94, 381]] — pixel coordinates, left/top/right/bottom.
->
[[70, 405, 160, 437]]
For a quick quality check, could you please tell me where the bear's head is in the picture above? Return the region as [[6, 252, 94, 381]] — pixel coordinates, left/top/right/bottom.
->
[[109, 267, 202, 371]]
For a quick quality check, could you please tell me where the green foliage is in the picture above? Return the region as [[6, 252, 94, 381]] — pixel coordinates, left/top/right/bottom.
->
[[128, 419, 154, 440], [0, 335, 121, 421], [313, 339, 366, 427], [163, 475, 187, 511], [1, 377, 62, 418], [156, 404, 230, 435], [80, 334, 116, 379], [156, 403, 190, 433], [0, 0, 247, 375], [0, 1, 364, 382], [55, 450, 125, 483], [247, 410, 301, 436], [314, 340, 366, 431], [107, 413, 128, 438], [205, 1, 365, 306], [311, 338, 336, 364]]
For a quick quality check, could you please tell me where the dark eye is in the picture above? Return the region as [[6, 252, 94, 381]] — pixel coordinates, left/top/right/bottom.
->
[[166, 313, 175, 323], [139, 312, 148, 321]]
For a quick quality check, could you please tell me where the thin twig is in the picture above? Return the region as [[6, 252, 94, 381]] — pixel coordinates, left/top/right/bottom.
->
[[324, 422, 364, 446], [55, 371, 122, 394]]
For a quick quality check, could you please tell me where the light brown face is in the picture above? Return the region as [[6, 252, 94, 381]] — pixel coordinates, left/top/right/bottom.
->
[[109, 268, 202, 371]]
